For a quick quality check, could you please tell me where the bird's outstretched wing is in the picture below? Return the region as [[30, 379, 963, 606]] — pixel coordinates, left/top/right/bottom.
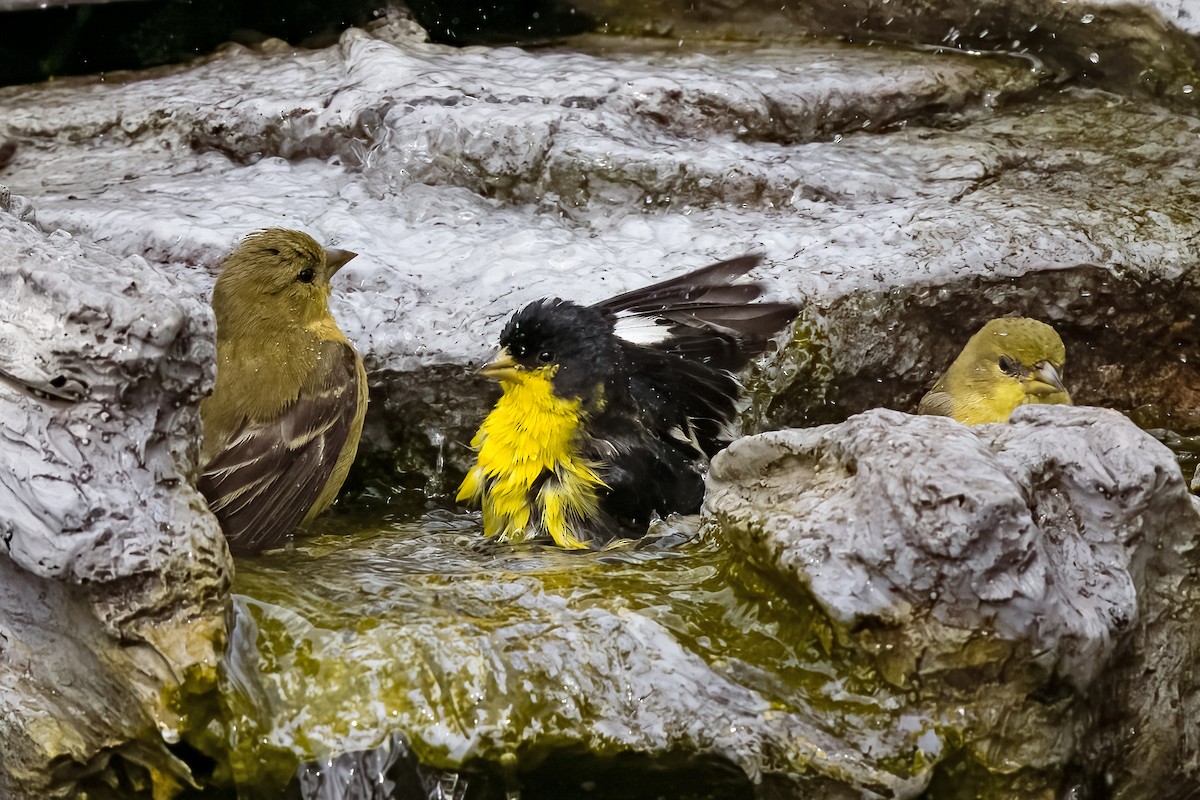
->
[[594, 255, 797, 371], [596, 255, 766, 315], [583, 256, 799, 533], [198, 340, 361, 553], [586, 344, 746, 530], [599, 254, 796, 458]]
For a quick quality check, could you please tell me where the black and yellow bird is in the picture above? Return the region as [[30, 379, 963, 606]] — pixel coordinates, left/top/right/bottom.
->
[[918, 317, 1070, 425], [198, 229, 368, 553], [457, 255, 797, 549]]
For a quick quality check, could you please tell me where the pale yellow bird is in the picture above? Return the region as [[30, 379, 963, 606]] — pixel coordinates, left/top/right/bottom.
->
[[198, 229, 367, 553], [919, 317, 1070, 424]]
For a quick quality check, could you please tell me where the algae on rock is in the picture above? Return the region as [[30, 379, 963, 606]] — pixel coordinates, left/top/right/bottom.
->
[[0, 192, 232, 798]]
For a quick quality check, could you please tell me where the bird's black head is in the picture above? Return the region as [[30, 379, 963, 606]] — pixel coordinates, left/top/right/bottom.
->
[[490, 298, 618, 401]]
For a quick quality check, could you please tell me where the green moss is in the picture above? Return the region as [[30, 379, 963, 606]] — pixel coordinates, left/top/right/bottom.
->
[[175, 512, 934, 796]]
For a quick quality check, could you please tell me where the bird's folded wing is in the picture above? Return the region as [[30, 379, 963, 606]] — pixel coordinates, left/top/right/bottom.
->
[[623, 345, 743, 460], [916, 389, 956, 417], [198, 340, 361, 553]]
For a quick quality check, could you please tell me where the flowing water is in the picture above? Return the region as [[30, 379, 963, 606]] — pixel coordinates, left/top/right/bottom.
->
[[197, 502, 894, 797]]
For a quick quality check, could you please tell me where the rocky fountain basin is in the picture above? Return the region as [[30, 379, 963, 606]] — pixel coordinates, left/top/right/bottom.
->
[[1, 5, 1199, 798]]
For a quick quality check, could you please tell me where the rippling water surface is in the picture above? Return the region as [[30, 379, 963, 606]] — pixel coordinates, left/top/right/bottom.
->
[[206, 501, 895, 797]]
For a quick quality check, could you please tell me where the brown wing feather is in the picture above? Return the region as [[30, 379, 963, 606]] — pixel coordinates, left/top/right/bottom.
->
[[199, 341, 360, 553], [593, 255, 767, 315]]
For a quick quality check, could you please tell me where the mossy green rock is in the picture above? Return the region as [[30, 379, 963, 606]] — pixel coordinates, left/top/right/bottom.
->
[[198, 516, 935, 797]]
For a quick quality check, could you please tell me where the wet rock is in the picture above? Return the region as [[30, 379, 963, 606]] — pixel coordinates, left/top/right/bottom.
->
[[0, 556, 195, 799], [566, 0, 1200, 101], [0, 193, 231, 797], [1077, 543, 1200, 800], [704, 405, 1200, 794], [1, 20, 1197, 485], [219, 544, 939, 799]]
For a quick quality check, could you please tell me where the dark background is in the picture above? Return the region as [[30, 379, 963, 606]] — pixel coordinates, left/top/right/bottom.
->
[[0, 0, 593, 87]]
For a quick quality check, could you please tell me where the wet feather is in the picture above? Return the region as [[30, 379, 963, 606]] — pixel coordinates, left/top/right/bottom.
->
[[458, 254, 797, 549]]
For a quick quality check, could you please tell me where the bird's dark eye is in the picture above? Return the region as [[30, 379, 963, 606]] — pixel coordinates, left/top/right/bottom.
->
[[537, 350, 554, 364], [296, 268, 315, 284], [998, 355, 1021, 377]]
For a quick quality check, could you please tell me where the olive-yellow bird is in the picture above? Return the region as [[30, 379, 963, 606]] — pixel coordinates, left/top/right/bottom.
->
[[918, 317, 1070, 424], [198, 229, 367, 553], [457, 255, 797, 550]]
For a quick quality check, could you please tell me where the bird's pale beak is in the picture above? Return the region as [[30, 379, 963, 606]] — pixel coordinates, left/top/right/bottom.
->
[[1028, 361, 1069, 397], [324, 247, 358, 275], [479, 348, 523, 383]]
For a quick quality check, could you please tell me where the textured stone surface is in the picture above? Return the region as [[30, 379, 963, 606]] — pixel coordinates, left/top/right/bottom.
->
[[1078, 554, 1200, 800], [704, 405, 1200, 793], [1, 21, 1198, 486], [570, 0, 1200, 100], [0, 194, 231, 796], [0, 556, 196, 798], [0, 7, 1198, 798]]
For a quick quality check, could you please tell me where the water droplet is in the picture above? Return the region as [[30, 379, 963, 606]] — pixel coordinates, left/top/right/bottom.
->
[[1089, 52, 1100, 63], [1080, 13, 1095, 22], [1184, 84, 1194, 94]]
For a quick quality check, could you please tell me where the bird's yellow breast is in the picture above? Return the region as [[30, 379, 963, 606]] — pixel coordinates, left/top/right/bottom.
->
[[457, 369, 604, 549], [952, 378, 1030, 424], [935, 366, 1070, 424]]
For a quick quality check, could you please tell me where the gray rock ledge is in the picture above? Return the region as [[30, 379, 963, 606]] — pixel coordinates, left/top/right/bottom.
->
[[0, 192, 231, 797], [705, 404, 1200, 795]]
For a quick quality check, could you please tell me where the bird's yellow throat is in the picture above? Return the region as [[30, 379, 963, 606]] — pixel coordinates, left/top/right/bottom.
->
[[457, 368, 604, 550]]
